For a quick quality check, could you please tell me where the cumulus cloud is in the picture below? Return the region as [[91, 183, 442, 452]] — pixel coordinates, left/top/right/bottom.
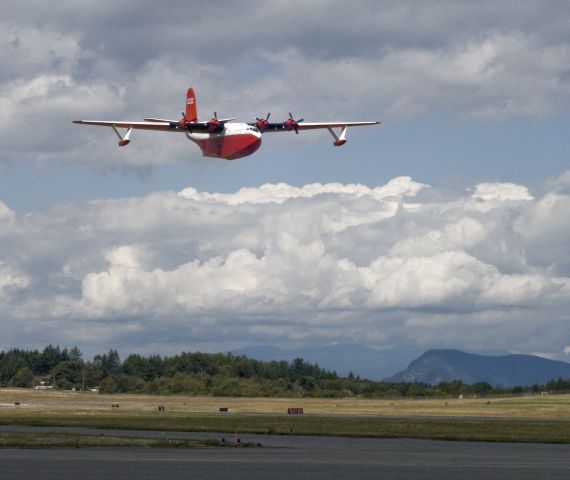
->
[[0, 23, 80, 82], [1, 1, 570, 359], [0, 176, 568, 358], [472, 182, 534, 202], [0, 201, 14, 220], [0, 262, 29, 298], [179, 177, 427, 205]]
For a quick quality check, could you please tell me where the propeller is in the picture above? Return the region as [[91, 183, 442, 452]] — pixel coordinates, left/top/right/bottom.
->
[[178, 111, 188, 127], [207, 112, 221, 132], [283, 112, 304, 134], [255, 113, 271, 132]]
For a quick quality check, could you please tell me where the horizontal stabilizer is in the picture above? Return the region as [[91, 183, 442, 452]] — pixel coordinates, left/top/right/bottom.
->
[[143, 117, 177, 123]]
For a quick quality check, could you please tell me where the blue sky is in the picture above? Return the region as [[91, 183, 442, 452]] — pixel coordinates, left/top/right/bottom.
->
[[3, 113, 569, 211], [1, 1, 569, 360]]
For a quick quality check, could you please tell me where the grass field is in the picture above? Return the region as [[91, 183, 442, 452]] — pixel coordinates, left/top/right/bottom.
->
[[1, 388, 569, 418], [0, 431, 236, 449], [1, 388, 569, 444]]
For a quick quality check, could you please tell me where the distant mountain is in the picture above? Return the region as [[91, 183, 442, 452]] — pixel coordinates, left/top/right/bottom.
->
[[387, 349, 570, 387], [232, 343, 422, 380]]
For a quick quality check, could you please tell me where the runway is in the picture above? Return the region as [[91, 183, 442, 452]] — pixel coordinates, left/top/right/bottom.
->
[[1, 427, 569, 479]]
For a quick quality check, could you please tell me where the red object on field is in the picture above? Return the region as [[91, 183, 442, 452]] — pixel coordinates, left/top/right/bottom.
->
[[288, 407, 304, 415]]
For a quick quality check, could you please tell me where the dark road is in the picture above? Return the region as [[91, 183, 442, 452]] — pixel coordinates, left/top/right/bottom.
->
[[1, 427, 569, 479]]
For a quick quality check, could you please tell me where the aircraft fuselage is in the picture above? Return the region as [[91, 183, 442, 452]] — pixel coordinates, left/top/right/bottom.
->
[[186, 123, 262, 160]]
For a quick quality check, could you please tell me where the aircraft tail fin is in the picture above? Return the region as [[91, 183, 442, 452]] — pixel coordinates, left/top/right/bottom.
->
[[185, 87, 198, 122]]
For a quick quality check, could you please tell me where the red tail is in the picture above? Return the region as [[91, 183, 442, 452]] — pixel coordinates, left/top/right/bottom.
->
[[185, 87, 198, 122]]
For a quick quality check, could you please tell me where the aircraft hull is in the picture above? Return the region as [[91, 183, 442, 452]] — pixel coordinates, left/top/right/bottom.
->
[[187, 125, 262, 160]]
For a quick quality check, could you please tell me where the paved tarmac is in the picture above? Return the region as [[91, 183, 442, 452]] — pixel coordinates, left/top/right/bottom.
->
[[1, 426, 569, 479]]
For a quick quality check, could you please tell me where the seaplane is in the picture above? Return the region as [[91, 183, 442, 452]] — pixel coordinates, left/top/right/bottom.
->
[[73, 87, 380, 160]]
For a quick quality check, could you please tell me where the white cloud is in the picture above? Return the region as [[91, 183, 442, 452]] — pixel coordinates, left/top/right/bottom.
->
[[366, 251, 489, 308], [179, 176, 427, 205], [531, 352, 556, 360], [1, 1, 570, 357], [0, 74, 124, 155], [0, 201, 14, 220], [481, 273, 565, 306], [0, 177, 569, 357], [255, 31, 570, 120], [0, 23, 80, 82], [390, 218, 488, 256], [0, 262, 30, 298], [472, 182, 534, 202], [512, 191, 570, 274], [549, 170, 570, 192], [104, 245, 146, 268]]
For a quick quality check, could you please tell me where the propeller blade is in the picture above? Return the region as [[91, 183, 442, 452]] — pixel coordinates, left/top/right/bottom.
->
[[255, 113, 272, 132], [286, 113, 302, 133]]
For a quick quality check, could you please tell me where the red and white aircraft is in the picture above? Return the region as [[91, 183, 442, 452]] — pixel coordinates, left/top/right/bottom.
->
[[74, 87, 380, 160]]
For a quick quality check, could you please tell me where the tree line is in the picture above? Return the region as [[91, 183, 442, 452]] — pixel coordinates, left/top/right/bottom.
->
[[1, 345, 569, 397]]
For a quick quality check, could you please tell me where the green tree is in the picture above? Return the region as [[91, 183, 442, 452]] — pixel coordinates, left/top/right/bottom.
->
[[12, 367, 34, 388], [113, 374, 145, 393], [100, 377, 118, 394], [94, 349, 121, 376], [466, 382, 493, 395], [35, 345, 69, 375], [52, 360, 84, 389], [0, 350, 29, 386], [531, 383, 544, 393], [69, 346, 83, 363], [83, 363, 103, 389], [435, 380, 465, 396]]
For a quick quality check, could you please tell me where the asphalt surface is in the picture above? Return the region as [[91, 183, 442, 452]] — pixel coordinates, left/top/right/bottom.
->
[[1, 426, 569, 479]]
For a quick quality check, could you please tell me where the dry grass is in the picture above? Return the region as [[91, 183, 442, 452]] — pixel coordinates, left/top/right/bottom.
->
[[1, 388, 569, 419], [1, 389, 569, 444], [0, 431, 253, 449]]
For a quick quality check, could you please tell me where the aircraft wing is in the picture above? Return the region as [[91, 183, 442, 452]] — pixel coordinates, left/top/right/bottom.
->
[[256, 120, 380, 132], [73, 118, 236, 132], [73, 120, 174, 131], [252, 119, 380, 145], [297, 121, 380, 130], [73, 119, 187, 146]]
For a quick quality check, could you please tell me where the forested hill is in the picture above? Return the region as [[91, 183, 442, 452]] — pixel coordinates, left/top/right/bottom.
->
[[1, 345, 570, 397], [387, 349, 570, 387], [0, 345, 341, 396]]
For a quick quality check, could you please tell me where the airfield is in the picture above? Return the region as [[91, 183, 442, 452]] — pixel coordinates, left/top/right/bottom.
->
[[1, 388, 569, 478], [2, 387, 570, 418], [1, 388, 569, 444]]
